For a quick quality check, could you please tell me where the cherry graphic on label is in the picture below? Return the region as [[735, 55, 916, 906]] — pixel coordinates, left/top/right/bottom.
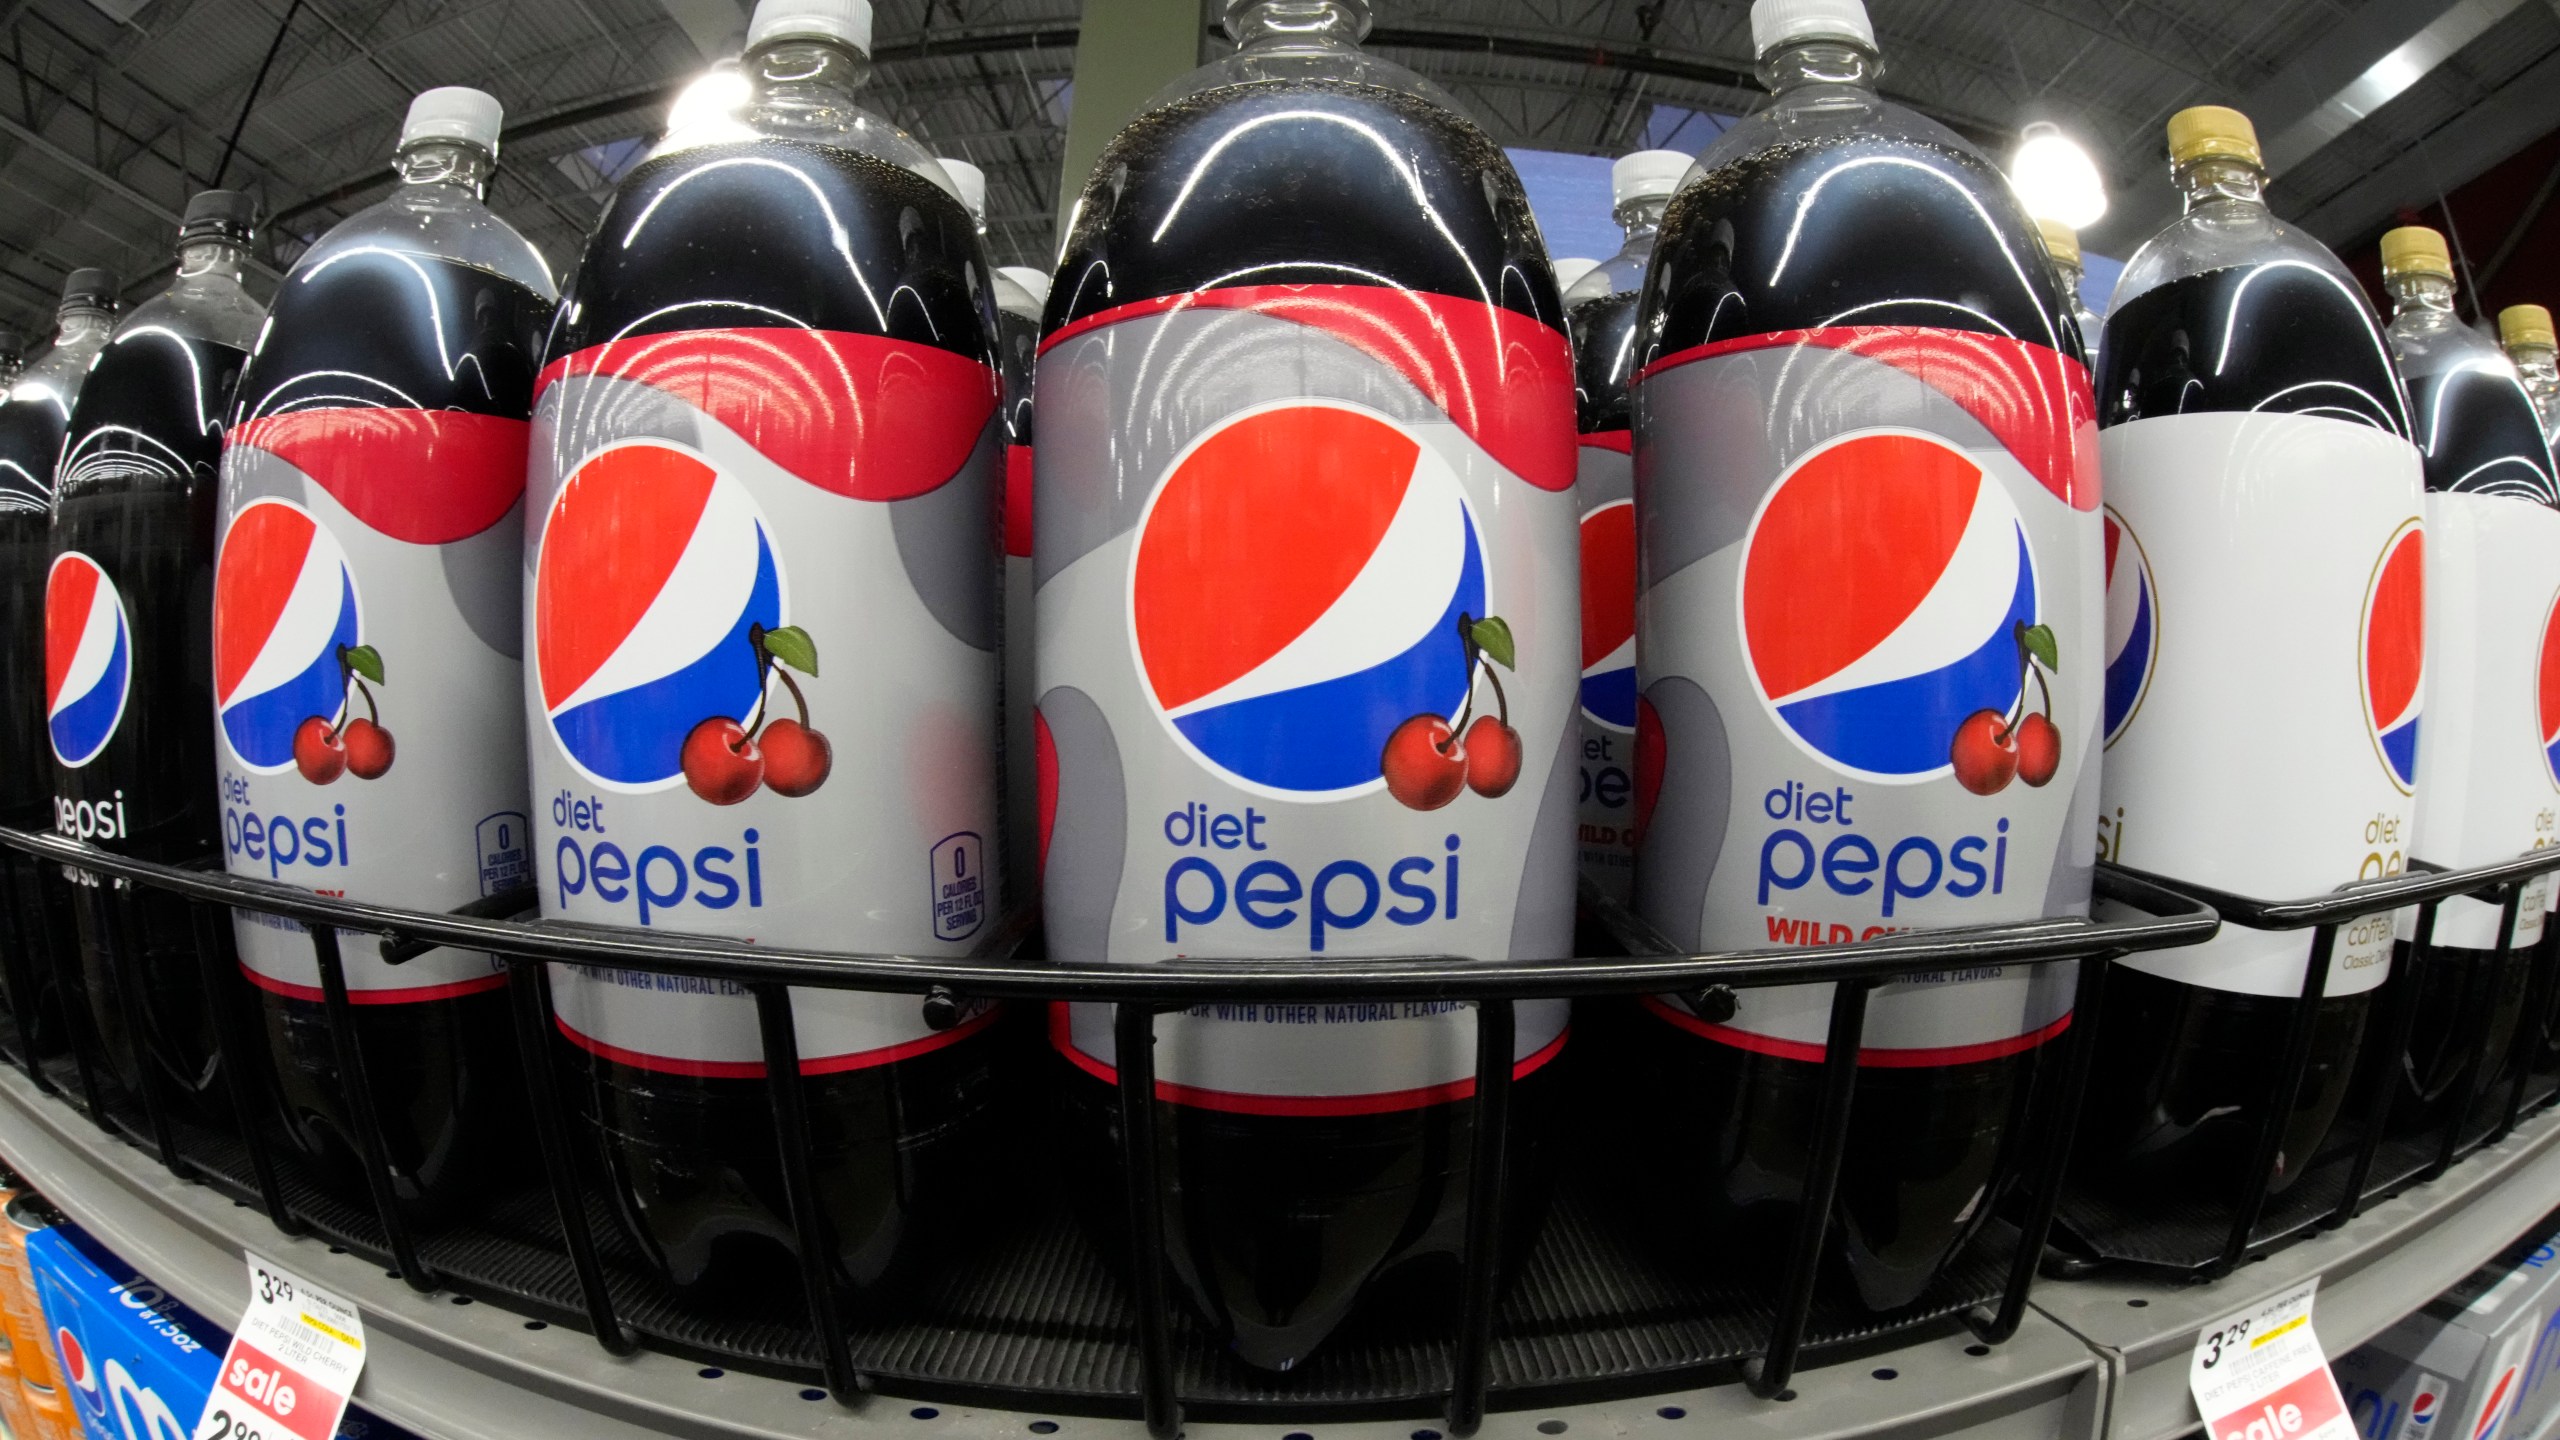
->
[[343, 718, 395, 780], [682, 717, 765, 805], [680, 622, 827, 805], [1380, 612, 1526, 811], [1464, 715, 1522, 798], [1382, 714, 1467, 810], [293, 717, 347, 785], [1945, 621, 2063, 796], [761, 718, 832, 797]]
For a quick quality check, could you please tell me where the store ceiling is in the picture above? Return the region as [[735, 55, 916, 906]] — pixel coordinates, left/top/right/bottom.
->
[[1, 0, 2555, 341]]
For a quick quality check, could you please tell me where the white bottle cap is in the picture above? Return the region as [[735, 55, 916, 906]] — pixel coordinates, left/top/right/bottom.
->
[[997, 266, 1053, 307], [747, 0, 873, 55], [399, 87, 504, 156], [1749, 0, 1875, 56], [1552, 258, 1599, 293], [1611, 150, 1691, 207], [937, 159, 987, 222]]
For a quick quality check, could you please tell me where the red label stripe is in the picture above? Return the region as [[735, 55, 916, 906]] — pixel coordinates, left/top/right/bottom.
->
[[1639, 994, 2070, 1067], [231, 410, 529, 544], [1047, 1001, 1567, 1115], [1579, 429, 1633, 454], [239, 963, 510, 1006], [537, 328, 998, 503], [1040, 284, 1576, 493], [553, 1002, 1000, 1079], [1005, 443, 1034, 558], [1634, 327, 2098, 511]]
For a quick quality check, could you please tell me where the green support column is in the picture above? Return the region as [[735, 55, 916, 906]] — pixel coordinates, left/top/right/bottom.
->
[[1054, 0, 1207, 240]]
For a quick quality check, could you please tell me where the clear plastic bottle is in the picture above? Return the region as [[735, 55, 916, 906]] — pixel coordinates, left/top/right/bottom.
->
[[1625, 0, 2096, 1312], [1039, 0, 1578, 1367], [534, 0, 1008, 1301], [2037, 218, 2103, 372], [0, 271, 114, 1064], [53, 192, 265, 1129], [2371, 227, 2560, 1139], [2078, 106, 2422, 1205], [2502, 304, 2560, 433], [1565, 149, 1683, 908], [218, 87, 556, 1222]]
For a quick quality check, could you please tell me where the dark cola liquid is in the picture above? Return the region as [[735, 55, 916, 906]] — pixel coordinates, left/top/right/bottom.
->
[[1630, 129, 2081, 1312], [232, 249, 548, 1223], [0, 390, 78, 1059], [548, 137, 1011, 1301], [1046, 76, 1564, 1367], [1569, 290, 1640, 434], [55, 330, 245, 1121], [2079, 263, 2407, 1199]]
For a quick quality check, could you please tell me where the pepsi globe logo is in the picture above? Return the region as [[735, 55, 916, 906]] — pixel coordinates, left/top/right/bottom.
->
[[1580, 498, 1635, 731], [45, 551, 130, 768], [537, 443, 831, 806], [55, 1324, 99, 1416], [2539, 585, 2560, 791], [1739, 431, 2062, 795], [2101, 506, 2158, 748], [2361, 520, 2425, 794], [2413, 1390, 2439, 1427], [2477, 1369, 2518, 1440], [215, 498, 395, 784], [1130, 403, 1526, 811]]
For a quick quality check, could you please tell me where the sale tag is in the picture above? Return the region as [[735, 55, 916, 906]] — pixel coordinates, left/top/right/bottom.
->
[[192, 1254, 366, 1440], [2190, 1277, 2355, 1440]]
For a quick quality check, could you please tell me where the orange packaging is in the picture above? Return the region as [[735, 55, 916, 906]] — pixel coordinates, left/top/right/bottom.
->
[[17, 1374, 70, 1440], [0, 1193, 61, 1393]]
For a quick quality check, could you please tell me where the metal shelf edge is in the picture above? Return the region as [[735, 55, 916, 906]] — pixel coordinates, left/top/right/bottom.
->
[[2031, 1104, 2560, 1440], [0, 1063, 2105, 1440]]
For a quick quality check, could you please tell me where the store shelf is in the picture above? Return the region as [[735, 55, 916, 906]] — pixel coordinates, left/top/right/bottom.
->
[[2031, 1101, 2560, 1440], [0, 1061, 2105, 1440]]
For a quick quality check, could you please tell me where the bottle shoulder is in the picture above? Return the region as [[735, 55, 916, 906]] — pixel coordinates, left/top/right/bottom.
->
[[116, 277, 265, 354], [2107, 205, 2355, 316], [300, 189, 561, 302]]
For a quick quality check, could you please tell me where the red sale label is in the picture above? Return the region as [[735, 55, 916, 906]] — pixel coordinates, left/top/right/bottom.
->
[[2190, 1278, 2355, 1440], [192, 1255, 365, 1440]]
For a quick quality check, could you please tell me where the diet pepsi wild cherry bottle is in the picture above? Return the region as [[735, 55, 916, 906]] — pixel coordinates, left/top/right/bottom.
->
[[1566, 149, 1686, 908], [0, 270, 114, 1061], [2504, 306, 2560, 435], [531, 0, 1006, 1300], [1624, 0, 2101, 1312], [2371, 227, 2560, 1132], [1036, 0, 1579, 1368], [2037, 219, 2103, 375], [2074, 107, 2423, 1201], [52, 194, 263, 1127], [217, 88, 555, 1221]]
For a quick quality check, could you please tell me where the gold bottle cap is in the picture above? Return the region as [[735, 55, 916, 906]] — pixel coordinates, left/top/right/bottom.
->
[[2380, 225, 2454, 281], [2166, 105, 2261, 168], [2035, 217, 2081, 268], [2501, 304, 2555, 350]]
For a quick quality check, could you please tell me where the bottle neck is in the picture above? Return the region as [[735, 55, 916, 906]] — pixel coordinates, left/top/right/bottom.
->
[[53, 307, 111, 348], [748, 37, 876, 125], [1615, 194, 1668, 245], [1229, 0, 1370, 52], [396, 140, 492, 197], [176, 238, 248, 282], [2388, 273, 2457, 318], [2055, 259, 2083, 294], [2176, 156, 2266, 214], [1758, 38, 1880, 96]]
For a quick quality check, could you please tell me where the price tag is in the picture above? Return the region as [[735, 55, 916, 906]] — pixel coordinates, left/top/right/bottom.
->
[[2189, 1277, 2354, 1440], [192, 1254, 366, 1440]]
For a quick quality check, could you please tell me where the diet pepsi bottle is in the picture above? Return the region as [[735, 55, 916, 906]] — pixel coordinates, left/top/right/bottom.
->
[[2370, 228, 2560, 1131], [1566, 150, 1685, 908], [2075, 106, 2423, 1199], [939, 156, 1053, 909], [531, 0, 1007, 1299], [52, 194, 264, 1124], [217, 88, 554, 1220], [0, 333, 21, 392], [1624, 0, 2100, 1311], [2505, 307, 2560, 434], [1037, 0, 1578, 1367], [2038, 219, 2104, 374], [0, 271, 117, 1061]]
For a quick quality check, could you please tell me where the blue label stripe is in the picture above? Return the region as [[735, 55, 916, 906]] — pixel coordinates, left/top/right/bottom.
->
[[2102, 574, 2152, 741], [49, 619, 127, 765]]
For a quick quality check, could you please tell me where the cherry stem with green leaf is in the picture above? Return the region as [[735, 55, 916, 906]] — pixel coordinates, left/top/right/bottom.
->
[[743, 622, 816, 738], [2001, 621, 2057, 740], [335, 644, 380, 726]]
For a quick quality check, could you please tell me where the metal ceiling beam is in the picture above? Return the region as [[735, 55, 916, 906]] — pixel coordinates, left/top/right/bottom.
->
[[2289, 42, 2560, 247], [2087, 0, 2528, 257], [0, 108, 281, 280]]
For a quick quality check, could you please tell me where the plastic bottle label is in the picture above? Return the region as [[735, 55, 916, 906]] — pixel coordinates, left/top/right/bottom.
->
[[2097, 411, 2425, 996], [527, 328, 1001, 1074], [1577, 432, 1637, 905], [214, 414, 528, 1002], [2400, 491, 2560, 949], [1034, 285, 1580, 1107], [1630, 326, 2100, 1058]]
